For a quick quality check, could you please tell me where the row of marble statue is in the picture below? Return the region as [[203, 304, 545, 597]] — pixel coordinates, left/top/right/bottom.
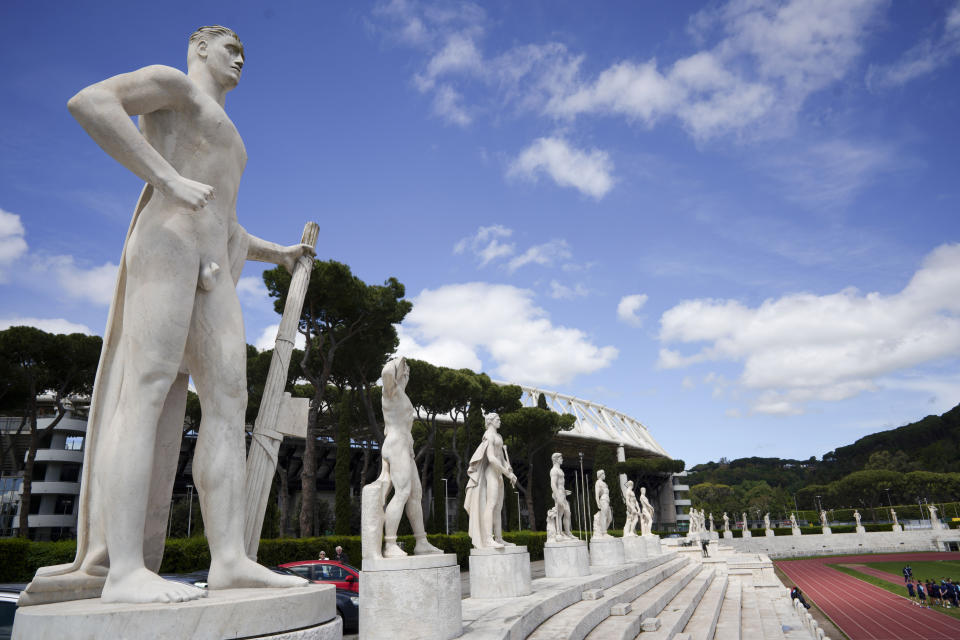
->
[[362, 358, 663, 559]]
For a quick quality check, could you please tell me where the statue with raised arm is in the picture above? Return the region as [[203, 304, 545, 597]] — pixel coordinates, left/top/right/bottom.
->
[[21, 26, 314, 607], [592, 470, 613, 537], [929, 504, 941, 529], [638, 486, 654, 536], [369, 358, 443, 558], [820, 510, 828, 527], [723, 512, 730, 532], [549, 453, 575, 540], [464, 413, 519, 549]]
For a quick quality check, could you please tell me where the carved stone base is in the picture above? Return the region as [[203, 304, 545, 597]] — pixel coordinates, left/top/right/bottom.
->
[[469, 546, 531, 598], [13, 585, 336, 640], [892, 524, 903, 533], [544, 539, 590, 578], [589, 536, 625, 566], [642, 534, 662, 556], [360, 554, 461, 639], [621, 535, 647, 562], [856, 526, 866, 534], [822, 526, 832, 535], [792, 527, 802, 536], [765, 529, 775, 537], [723, 530, 733, 539], [742, 530, 752, 538]]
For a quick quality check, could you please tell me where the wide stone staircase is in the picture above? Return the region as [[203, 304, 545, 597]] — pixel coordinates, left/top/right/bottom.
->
[[459, 540, 823, 640]]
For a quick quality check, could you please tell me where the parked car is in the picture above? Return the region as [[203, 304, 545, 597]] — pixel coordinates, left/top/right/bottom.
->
[[161, 570, 209, 589], [0, 585, 25, 640], [277, 560, 359, 593], [335, 588, 360, 634]]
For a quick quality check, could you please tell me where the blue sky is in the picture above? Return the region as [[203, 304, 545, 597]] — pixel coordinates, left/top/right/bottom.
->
[[1, 0, 958, 466]]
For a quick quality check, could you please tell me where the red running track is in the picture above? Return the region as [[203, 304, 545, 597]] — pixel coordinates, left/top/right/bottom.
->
[[776, 552, 960, 640]]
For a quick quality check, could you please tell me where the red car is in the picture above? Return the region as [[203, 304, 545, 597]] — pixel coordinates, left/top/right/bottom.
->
[[277, 560, 359, 593]]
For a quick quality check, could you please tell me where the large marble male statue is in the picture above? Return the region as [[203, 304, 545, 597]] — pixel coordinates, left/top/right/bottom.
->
[[622, 480, 641, 536], [549, 453, 575, 540], [638, 486, 654, 536], [592, 470, 613, 537], [21, 26, 312, 606]]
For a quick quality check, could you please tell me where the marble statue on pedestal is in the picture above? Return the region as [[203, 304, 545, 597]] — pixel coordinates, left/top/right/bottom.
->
[[723, 512, 730, 532], [790, 513, 798, 528], [362, 358, 443, 559], [593, 470, 613, 537], [639, 487, 654, 536], [549, 453, 575, 541], [709, 513, 714, 532], [854, 510, 861, 525], [764, 513, 771, 530], [622, 481, 641, 536], [741, 513, 748, 532], [465, 413, 518, 549], [819, 510, 828, 527], [21, 25, 314, 607], [891, 509, 899, 526], [929, 504, 941, 529]]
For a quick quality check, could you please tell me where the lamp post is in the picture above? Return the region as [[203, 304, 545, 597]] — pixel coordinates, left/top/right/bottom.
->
[[517, 492, 522, 530], [441, 478, 449, 535], [885, 488, 892, 508], [186, 483, 194, 538], [579, 452, 589, 543]]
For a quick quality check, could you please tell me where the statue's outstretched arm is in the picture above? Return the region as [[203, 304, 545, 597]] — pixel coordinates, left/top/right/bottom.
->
[[244, 230, 316, 274], [67, 65, 211, 210]]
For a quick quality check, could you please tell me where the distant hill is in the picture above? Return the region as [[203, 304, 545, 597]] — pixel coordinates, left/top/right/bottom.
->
[[688, 402, 960, 491]]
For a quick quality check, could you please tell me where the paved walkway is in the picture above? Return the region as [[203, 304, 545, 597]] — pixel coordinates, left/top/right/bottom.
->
[[777, 552, 960, 640]]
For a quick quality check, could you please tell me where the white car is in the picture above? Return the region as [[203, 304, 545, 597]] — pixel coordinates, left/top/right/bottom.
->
[[0, 586, 23, 640]]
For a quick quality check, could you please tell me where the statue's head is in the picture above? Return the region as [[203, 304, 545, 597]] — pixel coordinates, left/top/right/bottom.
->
[[597, 469, 605, 480], [484, 413, 500, 430], [188, 25, 245, 90], [640, 486, 646, 495], [551, 452, 562, 465], [382, 357, 409, 393], [626, 480, 633, 489]]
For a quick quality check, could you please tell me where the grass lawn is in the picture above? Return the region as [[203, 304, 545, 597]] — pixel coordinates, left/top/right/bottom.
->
[[828, 563, 960, 623]]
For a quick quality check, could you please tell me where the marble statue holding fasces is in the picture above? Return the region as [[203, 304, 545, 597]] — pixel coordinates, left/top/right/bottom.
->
[[549, 452, 575, 541], [21, 25, 314, 606], [638, 486, 654, 536], [592, 470, 613, 537], [464, 413, 518, 549], [363, 358, 443, 559]]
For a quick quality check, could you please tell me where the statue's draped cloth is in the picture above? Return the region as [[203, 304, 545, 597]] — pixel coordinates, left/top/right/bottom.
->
[[463, 435, 512, 548], [20, 185, 250, 606]]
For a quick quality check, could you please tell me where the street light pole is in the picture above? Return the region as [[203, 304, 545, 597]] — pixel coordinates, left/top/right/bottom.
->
[[517, 492, 522, 531], [442, 478, 449, 535], [187, 484, 194, 538], [885, 488, 892, 508]]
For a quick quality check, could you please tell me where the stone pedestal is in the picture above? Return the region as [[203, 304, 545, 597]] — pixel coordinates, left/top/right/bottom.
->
[[710, 531, 719, 541], [723, 530, 733, 540], [544, 539, 590, 578], [360, 553, 461, 639], [792, 527, 802, 536], [765, 529, 775, 537], [856, 526, 866, 534], [742, 530, 752, 538], [642, 534, 662, 556], [13, 585, 338, 640], [468, 546, 531, 599], [892, 524, 903, 533], [822, 527, 832, 535], [621, 535, 647, 562], [589, 536, 625, 566]]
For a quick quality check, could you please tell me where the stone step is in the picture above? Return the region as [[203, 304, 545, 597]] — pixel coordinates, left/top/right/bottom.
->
[[581, 561, 704, 640], [712, 575, 742, 640], [461, 552, 678, 640], [753, 587, 786, 640], [681, 571, 728, 640], [766, 588, 813, 640], [739, 577, 764, 640], [529, 556, 691, 640], [640, 567, 715, 640]]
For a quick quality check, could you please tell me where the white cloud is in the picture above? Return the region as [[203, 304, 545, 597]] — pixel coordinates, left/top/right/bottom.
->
[[506, 239, 571, 272], [253, 324, 306, 352], [866, 1, 960, 89], [617, 293, 648, 327], [508, 137, 614, 199], [657, 243, 960, 415], [395, 325, 483, 371], [0, 316, 95, 335], [236, 276, 269, 305], [431, 84, 472, 125], [549, 280, 589, 300], [0, 208, 28, 281], [396, 282, 617, 385], [32, 256, 118, 306], [453, 225, 515, 266]]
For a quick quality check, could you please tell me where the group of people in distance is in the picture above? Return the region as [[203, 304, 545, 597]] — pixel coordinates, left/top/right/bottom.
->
[[904, 565, 959, 608]]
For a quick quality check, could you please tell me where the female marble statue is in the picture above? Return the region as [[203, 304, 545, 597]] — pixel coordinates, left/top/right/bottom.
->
[[378, 357, 442, 558], [464, 413, 518, 549], [592, 470, 613, 537]]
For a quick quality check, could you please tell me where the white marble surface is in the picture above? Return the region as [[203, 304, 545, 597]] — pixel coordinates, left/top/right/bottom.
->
[[642, 534, 662, 556], [465, 414, 517, 550], [469, 546, 531, 598], [362, 552, 458, 571], [589, 536, 626, 566], [621, 535, 648, 562], [13, 585, 334, 640], [360, 562, 462, 639], [543, 540, 590, 578]]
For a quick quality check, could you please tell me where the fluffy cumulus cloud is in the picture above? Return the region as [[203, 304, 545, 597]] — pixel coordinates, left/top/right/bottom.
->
[[396, 282, 617, 385], [372, 0, 885, 144], [617, 293, 649, 327], [32, 256, 118, 307], [454, 225, 574, 273], [866, 1, 960, 89], [0, 316, 94, 335], [507, 137, 614, 199], [657, 243, 960, 415], [0, 208, 29, 281]]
